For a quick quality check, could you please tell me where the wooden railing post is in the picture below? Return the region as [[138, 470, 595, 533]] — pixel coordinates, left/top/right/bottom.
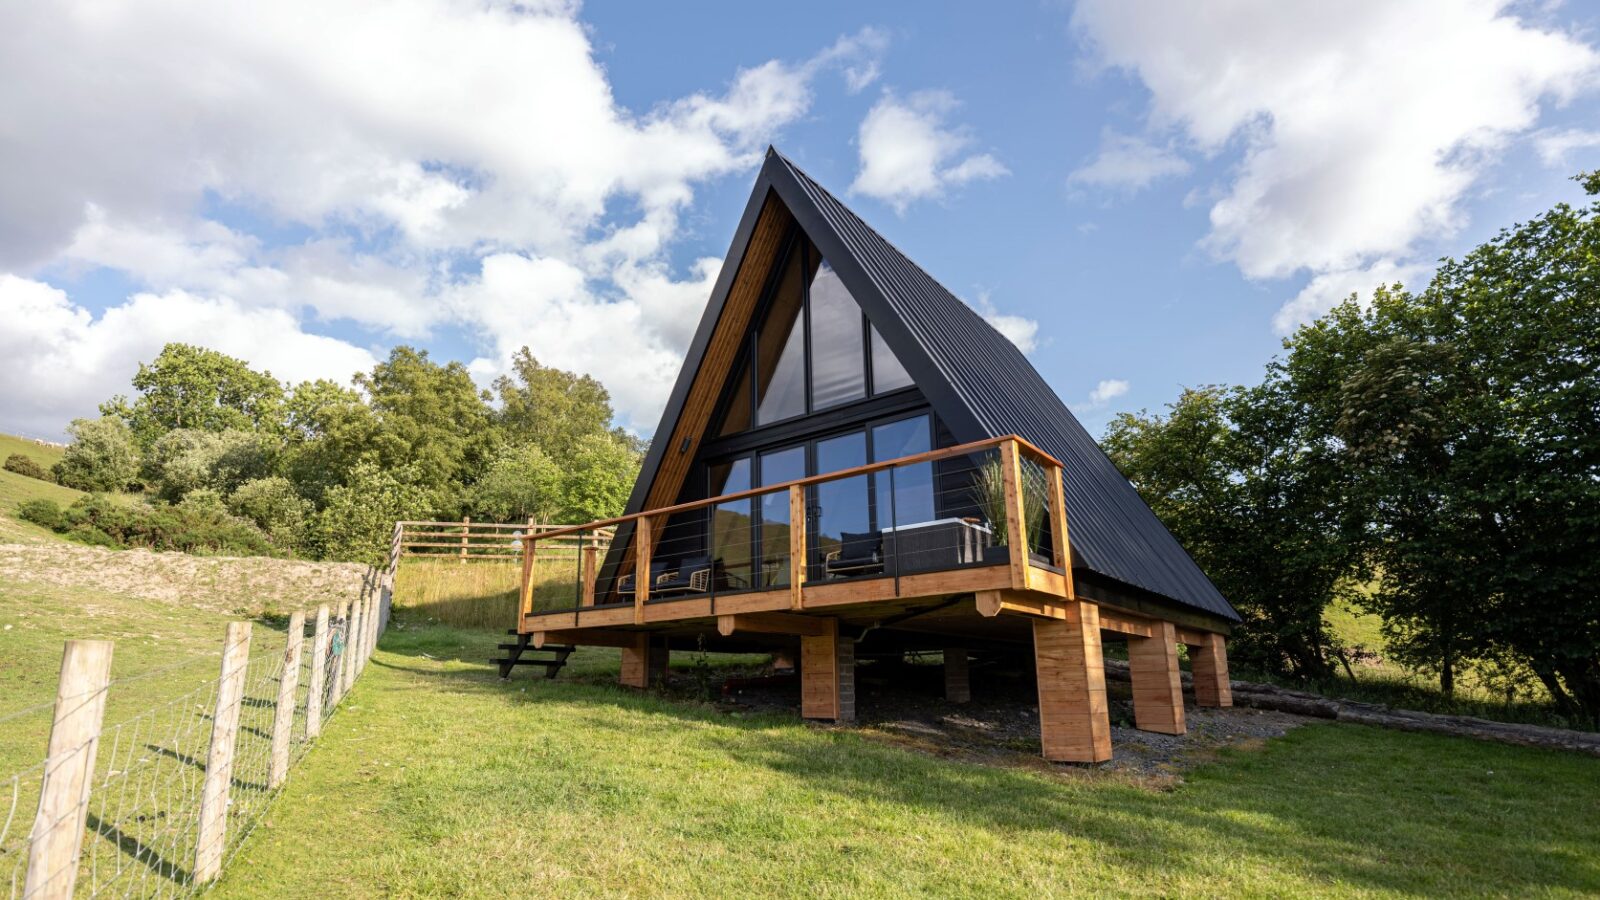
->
[[520, 534, 537, 624], [195, 622, 252, 884], [581, 542, 598, 607], [1000, 439, 1030, 590], [459, 516, 470, 563], [789, 484, 806, 610], [24, 640, 113, 900], [634, 516, 654, 626], [1047, 462, 1075, 598], [306, 605, 330, 739], [269, 610, 305, 789]]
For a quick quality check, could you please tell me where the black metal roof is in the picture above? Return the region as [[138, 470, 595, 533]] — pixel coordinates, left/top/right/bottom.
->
[[627, 148, 1240, 623]]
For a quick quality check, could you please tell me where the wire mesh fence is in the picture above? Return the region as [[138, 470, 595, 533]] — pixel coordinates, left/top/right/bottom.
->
[[0, 569, 391, 899]]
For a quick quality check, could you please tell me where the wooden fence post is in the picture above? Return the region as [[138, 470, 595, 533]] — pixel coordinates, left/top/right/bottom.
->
[[195, 622, 252, 884], [306, 605, 330, 739], [269, 611, 305, 789], [24, 640, 113, 900], [459, 516, 470, 563], [328, 601, 347, 703], [343, 595, 363, 690]]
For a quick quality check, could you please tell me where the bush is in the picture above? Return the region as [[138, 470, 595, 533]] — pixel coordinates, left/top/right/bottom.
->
[[54, 417, 139, 492], [4, 453, 54, 482], [143, 429, 274, 502], [227, 477, 311, 552], [19, 494, 276, 556], [314, 462, 432, 565]]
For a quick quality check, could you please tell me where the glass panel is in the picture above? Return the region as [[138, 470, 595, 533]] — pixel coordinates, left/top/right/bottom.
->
[[717, 356, 752, 436], [870, 324, 914, 393], [812, 431, 872, 580], [755, 246, 810, 425], [709, 459, 753, 593], [757, 445, 806, 588], [872, 415, 934, 529], [808, 260, 868, 409]]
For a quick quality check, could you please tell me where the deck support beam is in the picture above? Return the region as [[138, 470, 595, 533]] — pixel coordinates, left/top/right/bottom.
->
[[1185, 632, 1232, 708], [800, 619, 854, 722], [718, 612, 831, 637], [944, 647, 970, 704], [1128, 620, 1186, 735], [620, 634, 668, 689], [533, 629, 639, 649], [1033, 601, 1111, 763]]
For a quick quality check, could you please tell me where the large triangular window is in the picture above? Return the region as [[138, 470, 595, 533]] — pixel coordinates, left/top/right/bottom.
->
[[715, 231, 918, 436]]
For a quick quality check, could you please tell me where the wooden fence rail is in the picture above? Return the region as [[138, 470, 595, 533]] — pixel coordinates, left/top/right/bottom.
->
[[395, 520, 613, 563]]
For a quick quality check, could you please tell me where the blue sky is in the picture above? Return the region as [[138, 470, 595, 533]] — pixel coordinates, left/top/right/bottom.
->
[[4, 0, 1600, 442]]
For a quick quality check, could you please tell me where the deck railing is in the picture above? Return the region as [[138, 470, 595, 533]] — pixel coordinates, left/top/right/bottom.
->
[[518, 436, 1072, 626]]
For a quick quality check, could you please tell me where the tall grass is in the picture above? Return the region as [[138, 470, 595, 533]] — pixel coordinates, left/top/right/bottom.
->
[[392, 556, 582, 631]]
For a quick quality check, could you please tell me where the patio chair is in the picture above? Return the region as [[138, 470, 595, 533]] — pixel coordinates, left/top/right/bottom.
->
[[824, 531, 883, 578]]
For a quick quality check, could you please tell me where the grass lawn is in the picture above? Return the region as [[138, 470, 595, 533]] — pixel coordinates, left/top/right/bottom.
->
[[214, 619, 1600, 898]]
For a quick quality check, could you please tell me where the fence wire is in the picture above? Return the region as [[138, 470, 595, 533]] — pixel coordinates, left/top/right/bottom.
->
[[0, 576, 387, 900]]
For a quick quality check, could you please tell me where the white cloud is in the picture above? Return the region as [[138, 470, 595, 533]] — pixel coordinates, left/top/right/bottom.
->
[[0, 275, 377, 439], [0, 2, 890, 432], [1087, 379, 1130, 407], [850, 91, 1007, 212], [965, 293, 1039, 355], [1273, 259, 1427, 335], [1072, 0, 1598, 329], [1535, 128, 1600, 166], [1068, 131, 1190, 190]]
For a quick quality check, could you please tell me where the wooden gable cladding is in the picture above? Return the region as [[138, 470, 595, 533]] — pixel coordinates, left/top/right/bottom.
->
[[645, 191, 793, 514]]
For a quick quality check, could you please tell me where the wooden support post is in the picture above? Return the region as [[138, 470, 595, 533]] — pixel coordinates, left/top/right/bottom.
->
[[363, 592, 378, 667], [1033, 601, 1112, 763], [800, 619, 854, 722], [269, 611, 306, 789], [342, 595, 363, 690], [24, 640, 113, 900], [619, 634, 653, 688], [581, 544, 598, 607], [306, 605, 330, 739], [328, 601, 347, 703], [789, 484, 806, 610], [1187, 633, 1233, 708], [459, 515, 470, 563], [1128, 620, 1186, 735], [520, 534, 538, 621], [195, 621, 252, 884], [634, 516, 654, 626], [1000, 439, 1030, 591], [944, 647, 971, 704], [1047, 464, 1075, 598]]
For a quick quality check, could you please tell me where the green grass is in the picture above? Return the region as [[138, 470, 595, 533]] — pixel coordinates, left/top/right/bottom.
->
[[0, 432, 147, 543], [0, 433, 65, 470], [394, 556, 598, 630], [212, 618, 1600, 898]]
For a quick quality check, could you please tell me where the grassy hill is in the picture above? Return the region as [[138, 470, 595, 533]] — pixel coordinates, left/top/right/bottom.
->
[[211, 620, 1600, 897]]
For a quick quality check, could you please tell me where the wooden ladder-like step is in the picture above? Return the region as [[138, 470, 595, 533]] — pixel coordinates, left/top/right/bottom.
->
[[491, 633, 575, 680]]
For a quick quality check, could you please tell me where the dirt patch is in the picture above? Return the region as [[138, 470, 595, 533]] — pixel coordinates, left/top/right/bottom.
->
[[689, 657, 1306, 785], [0, 542, 372, 616]]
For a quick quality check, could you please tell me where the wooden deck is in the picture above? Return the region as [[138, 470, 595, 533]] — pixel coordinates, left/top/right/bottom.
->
[[512, 435, 1232, 763]]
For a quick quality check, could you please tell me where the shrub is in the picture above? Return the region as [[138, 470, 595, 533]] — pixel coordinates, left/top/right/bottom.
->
[[227, 477, 311, 552], [54, 417, 139, 492], [4, 453, 54, 482], [142, 429, 274, 502], [314, 462, 432, 565], [20, 494, 276, 556]]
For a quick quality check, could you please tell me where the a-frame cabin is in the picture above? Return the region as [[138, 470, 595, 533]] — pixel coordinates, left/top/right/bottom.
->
[[516, 148, 1241, 763]]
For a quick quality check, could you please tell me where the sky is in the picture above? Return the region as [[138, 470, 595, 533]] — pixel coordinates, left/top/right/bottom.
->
[[3, 0, 1599, 443]]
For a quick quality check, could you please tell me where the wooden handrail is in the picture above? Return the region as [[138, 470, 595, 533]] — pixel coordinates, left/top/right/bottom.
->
[[522, 434, 1062, 544]]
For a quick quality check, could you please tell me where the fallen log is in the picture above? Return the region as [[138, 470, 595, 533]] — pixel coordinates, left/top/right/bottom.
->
[[1101, 658, 1600, 757]]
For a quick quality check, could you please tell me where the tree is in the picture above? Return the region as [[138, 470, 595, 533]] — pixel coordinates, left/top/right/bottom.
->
[[141, 429, 274, 502], [1103, 383, 1366, 679], [103, 343, 285, 446], [53, 417, 140, 492], [355, 346, 496, 505], [312, 461, 433, 565], [280, 379, 388, 503], [470, 443, 563, 523], [552, 432, 640, 523], [228, 477, 312, 552], [1283, 173, 1600, 722], [493, 348, 615, 461]]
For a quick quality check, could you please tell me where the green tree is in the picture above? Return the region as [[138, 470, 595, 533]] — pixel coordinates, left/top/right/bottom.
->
[[1284, 173, 1600, 721], [280, 379, 388, 503], [1103, 383, 1365, 679], [471, 443, 563, 523], [228, 476, 312, 552], [553, 431, 641, 524], [142, 428, 274, 502], [313, 461, 432, 565], [53, 416, 140, 492], [103, 343, 285, 446], [356, 347, 495, 505], [493, 347, 615, 460]]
